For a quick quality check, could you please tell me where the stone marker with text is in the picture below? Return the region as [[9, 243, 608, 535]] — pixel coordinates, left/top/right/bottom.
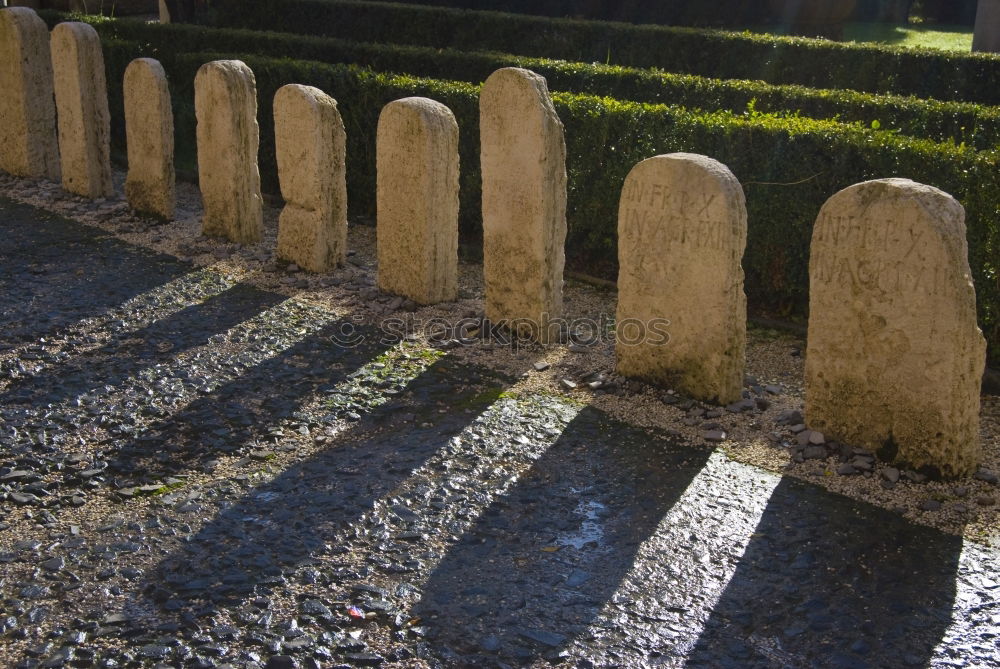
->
[[51, 21, 112, 198], [806, 179, 986, 478], [124, 58, 175, 220], [616, 153, 747, 405]]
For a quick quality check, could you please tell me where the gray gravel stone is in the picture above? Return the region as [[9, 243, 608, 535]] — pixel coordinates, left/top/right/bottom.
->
[[802, 446, 826, 460], [881, 467, 900, 484]]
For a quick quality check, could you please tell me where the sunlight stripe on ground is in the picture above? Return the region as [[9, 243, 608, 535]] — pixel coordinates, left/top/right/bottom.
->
[[574, 451, 781, 665], [345, 389, 581, 581], [931, 539, 1000, 668]]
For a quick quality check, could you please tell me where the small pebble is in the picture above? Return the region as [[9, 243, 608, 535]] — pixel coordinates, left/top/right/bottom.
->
[[703, 430, 727, 443], [881, 467, 900, 484]]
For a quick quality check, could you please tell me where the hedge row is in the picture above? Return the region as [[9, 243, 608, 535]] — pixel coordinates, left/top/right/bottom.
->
[[90, 41, 1000, 357], [379, 0, 977, 25], [67, 14, 1000, 151], [354, 0, 775, 27], [204, 0, 1000, 105], [362, 0, 939, 25]]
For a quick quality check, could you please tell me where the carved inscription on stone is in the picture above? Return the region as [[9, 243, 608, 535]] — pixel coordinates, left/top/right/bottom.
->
[[805, 178, 986, 477], [811, 213, 944, 297], [616, 153, 747, 405]]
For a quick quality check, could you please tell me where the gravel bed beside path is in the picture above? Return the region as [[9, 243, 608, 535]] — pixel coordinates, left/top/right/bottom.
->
[[1, 172, 998, 667]]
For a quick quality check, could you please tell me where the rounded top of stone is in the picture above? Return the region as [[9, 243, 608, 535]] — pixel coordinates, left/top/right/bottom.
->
[[834, 177, 954, 201], [196, 59, 254, 80], [126, 57, 167, 79], [275, 83, 336, 107], [1, 6, 46, 27], [381, 96, 456, 122], [51, 20, 100, 42], [483, 67, 552, 98], [480, 67, 562, 136], [822, 177, 964, 228], [628, 152, 745, 198]]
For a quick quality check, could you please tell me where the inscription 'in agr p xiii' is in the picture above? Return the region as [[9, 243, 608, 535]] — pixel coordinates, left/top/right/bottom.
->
[[622, 180, 725, 251]]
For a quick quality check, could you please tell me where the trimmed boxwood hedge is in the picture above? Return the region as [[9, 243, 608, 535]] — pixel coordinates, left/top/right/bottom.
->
[[63, 14, 1000, 151], [204, 0, 1000, 105], [354, 0, 774, 27], [90, 40, 1000, 358]]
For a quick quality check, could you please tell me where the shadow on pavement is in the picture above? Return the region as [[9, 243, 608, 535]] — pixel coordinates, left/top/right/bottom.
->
[[0, 197, 191, 348], [0, 283, 285, 408], [687, 476, 962, 668], [105, 319, 396, 481], [139, 357, 513, 607], [411, 406, 712, 665]]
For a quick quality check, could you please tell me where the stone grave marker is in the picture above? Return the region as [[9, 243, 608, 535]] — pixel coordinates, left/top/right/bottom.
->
[[615, 152, 747, 405], [806, 178, 986, 477], [377, 96, 459, 304], [195, 59, 263, 244], [51, 21, 112, 198], [0, 7, 59, 180], [274, 84, 347, 272], [480, 67, 566, 343], [124, 58, 175, 220]]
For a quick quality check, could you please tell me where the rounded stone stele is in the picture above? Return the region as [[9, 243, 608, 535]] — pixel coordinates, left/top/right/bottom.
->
[[805, 178, 986, 478], [50, 21, 112, 198], [0, 7, 59, 180], [195, 59, 263, 244], [480, 67, 567, 343], [124, 58, 175, 220], [615, 153, 747, 405], [273, 84, 347, 272], [377, 96, 459, 305]]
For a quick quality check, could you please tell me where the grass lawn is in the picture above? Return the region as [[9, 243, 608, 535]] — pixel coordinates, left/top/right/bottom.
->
[[843, 22, 973, 50], [750, 22, 973, 51]]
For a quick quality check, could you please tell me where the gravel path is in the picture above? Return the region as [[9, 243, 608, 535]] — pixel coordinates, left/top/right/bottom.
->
[[1, 173, 999, 668]]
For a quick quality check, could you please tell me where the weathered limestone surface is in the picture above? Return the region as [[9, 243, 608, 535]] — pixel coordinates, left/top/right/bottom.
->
[[480, 67, 566, 343], [806, 178, 986, 478], [124, 58, 175, 219], [974, 0, 1000, 53], [274, 84, 347, 272], [195, 59, 263, 244], [377, 97, 459, 304], [51, 21, 113, 197], [615, 153, 747, 405], [0, 7, 59, 180]]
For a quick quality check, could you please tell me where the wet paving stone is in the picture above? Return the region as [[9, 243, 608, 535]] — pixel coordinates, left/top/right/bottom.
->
[[0, 196, 998, 667]]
